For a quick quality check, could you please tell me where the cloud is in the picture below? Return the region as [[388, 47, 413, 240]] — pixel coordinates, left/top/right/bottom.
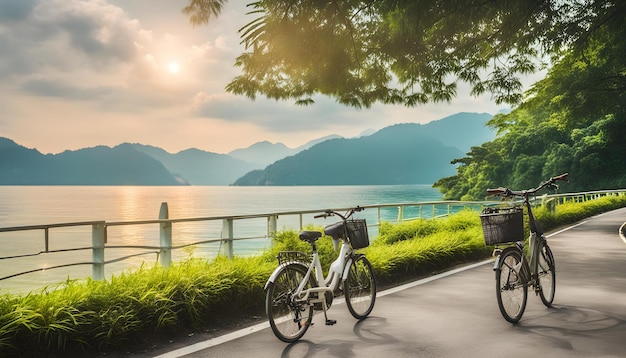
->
[[19, 75, 114, 99], [0, 0, 36, 22], [190, 91, 384, 132], [0, 0, 524, 155]]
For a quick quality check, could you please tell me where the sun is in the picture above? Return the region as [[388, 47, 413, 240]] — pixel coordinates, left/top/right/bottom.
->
[[167, 62, 180, 74]]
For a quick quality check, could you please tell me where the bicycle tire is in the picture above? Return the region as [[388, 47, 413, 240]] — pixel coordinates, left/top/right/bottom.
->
[[537, 240, 556, 307], [344, 255, 376, 319], [495, 248, 528, 323], [266, 263, 314, 342]]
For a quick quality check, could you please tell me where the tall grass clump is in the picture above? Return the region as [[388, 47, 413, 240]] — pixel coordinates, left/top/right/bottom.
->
[[534, 194, 626, 231], [0, 257, 275, 356], [366, 210, 491, 285]]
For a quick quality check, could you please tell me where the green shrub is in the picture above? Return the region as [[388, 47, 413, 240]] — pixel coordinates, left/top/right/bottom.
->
[[367, 211, 489, 284]]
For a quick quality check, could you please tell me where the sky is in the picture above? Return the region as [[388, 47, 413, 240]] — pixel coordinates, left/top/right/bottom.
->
[[0, 0, 545, 155]]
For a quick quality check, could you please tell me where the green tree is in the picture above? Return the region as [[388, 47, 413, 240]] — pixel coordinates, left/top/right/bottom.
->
[[434, 24, 626, 199], [184, 0, 624, 108]]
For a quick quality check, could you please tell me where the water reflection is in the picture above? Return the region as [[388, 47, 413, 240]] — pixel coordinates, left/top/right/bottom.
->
[[0, 185, 442, 293]]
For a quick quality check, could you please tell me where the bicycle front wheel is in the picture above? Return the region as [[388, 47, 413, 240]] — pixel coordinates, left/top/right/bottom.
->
[[266, 263, 314, 342], [496, 248, 528, 323], [344, 255, 376, 319], [537, 240, 556, 307]]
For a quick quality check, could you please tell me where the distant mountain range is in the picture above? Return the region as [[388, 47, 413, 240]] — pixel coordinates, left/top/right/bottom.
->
[[233, 112, 494, 185], [0, 141, 181, 185], [227, 135, 342, 166], [130, 144, 259, 185], [0, 112, 494, 186]]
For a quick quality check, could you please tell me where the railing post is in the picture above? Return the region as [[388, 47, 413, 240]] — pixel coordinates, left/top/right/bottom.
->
[[222, 218, 234, 259], [397, 206, 404, 223], [159, 202, 172, 267], [92, 223, 105, 280], [268, 215, 278, 238]]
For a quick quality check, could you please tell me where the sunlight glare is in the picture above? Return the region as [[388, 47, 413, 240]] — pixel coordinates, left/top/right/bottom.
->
[[168, 62, 180, 74]]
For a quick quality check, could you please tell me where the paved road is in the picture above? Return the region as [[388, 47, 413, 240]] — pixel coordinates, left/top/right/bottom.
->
[[154, 207, 626, 358]]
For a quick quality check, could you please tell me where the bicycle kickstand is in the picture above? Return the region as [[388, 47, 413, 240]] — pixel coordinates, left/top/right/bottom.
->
[[321, 298, 336, 326]]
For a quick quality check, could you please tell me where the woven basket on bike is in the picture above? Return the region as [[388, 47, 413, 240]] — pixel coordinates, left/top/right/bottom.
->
[[480, 207, 524, 245], [345, 219, 369, 249]]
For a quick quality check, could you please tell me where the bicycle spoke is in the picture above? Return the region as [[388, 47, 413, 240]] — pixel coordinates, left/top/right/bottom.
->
[[266, 264, 313, 342], [537, 242, 556, 306], [496, 250, 528, 323], [344, 255, 376, 319]]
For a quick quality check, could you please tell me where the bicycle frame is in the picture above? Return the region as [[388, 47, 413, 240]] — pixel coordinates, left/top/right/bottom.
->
[[492, 204, 546, 287], [293, 242, 354, 304]]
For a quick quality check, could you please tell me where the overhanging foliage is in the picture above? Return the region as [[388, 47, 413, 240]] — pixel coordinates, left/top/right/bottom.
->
[[185, 0, 625, 108]]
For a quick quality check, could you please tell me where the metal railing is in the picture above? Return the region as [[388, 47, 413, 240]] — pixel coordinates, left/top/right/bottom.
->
[[1, 190, 624, 285]]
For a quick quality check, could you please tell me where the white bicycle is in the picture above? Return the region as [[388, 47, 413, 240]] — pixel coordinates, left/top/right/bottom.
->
[[264, 206, 376, 342]]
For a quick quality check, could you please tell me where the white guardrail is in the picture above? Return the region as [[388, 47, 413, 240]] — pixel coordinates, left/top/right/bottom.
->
[[1, 189, 624, 284]]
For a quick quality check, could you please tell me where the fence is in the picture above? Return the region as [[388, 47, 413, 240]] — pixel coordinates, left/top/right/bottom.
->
[[1, 189, 624, 287]]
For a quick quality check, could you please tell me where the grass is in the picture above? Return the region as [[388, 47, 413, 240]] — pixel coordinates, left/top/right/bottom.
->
[[1, 194, 625, 356]]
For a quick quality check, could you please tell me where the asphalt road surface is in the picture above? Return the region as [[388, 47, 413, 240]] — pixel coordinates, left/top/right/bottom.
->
[[153, 207, 626, 358]]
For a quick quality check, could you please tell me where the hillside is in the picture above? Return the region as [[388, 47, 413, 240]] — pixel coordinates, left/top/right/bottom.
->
[[0, 112, 494, 186], [233, 112, 493, 186], [132, 144, 261, 185], [227, 135, 342, 166], [0, 139, 182, 185]]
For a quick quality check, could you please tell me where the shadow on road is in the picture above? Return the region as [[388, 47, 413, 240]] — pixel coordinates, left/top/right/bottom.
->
[[281, 316, 397, 358], [514, 304, 626, 351]]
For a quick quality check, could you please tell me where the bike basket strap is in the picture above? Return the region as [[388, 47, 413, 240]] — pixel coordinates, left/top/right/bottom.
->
[[346, 219, 369, 249], [276, 251, 310, 265], [480, 207, 524, 245]]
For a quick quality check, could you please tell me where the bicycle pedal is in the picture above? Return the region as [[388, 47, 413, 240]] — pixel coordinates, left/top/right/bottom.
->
[[325, 319, 337, 326]]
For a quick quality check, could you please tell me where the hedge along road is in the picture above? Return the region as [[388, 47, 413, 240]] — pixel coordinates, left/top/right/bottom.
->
[[153, 207, 626, 358]]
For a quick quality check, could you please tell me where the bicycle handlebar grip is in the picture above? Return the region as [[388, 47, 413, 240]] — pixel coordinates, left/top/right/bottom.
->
[[486, 187, 508, 196], [553, 173, 569, 182]]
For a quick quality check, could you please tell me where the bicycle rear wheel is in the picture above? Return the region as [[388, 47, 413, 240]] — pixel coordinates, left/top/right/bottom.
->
[[344, 255, 376, 319], [495, 248, 528, 323], [537, 240, 556, 307], [266, 263, 314, 342]]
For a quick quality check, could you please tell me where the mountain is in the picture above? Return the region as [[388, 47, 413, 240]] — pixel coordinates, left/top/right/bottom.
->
[[0, 112, 494, 186], [413, 112, 495, 153], [132, 144, 261, 185], [227, 141, 294, 166], [227, 135, 342, 166], [233, 112, 494, 186], [233, 129, 464, 185], [0, 139, 182, 185]]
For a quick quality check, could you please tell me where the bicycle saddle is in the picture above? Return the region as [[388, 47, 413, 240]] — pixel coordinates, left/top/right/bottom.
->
[[299, 230, 322, 243]]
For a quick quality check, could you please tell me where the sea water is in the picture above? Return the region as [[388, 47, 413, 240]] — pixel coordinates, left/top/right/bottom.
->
[[0, 185, 442, 292]]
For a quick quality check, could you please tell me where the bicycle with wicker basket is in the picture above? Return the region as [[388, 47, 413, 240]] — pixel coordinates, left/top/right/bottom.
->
[[264, 206, 376, 342], [481, 173, 568, 323]]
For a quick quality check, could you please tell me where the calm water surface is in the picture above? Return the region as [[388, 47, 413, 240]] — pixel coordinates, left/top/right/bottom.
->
[[0, 185, 442, 293]]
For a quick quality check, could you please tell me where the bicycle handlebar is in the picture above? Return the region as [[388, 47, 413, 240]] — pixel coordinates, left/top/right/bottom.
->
[[487, 173, 569, 198], [314, 206, 363, 220]]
